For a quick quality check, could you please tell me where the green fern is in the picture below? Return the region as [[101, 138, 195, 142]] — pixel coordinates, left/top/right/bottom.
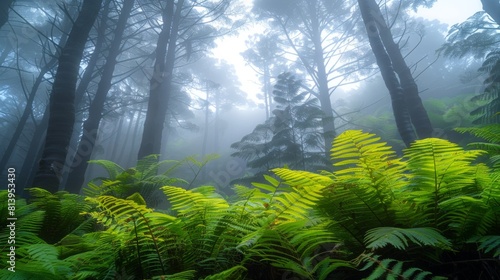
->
[[403, 138, 487, 229], [364, 227, 452, 250], [357, 253, 446, 280], [203, 265, 247, 280], [469, 235, 500, 257], [316, 130, 405, 250], [85, 155, 189, 206], [456, 124, 500, 169]]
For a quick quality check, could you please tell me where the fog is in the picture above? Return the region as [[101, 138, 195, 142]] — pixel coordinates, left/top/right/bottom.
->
[[0, 0, 494, 195]]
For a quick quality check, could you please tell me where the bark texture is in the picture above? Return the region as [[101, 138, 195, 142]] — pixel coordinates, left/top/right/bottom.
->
[[367, 0, 433, 138], [358, 0, 416, 147], [65, 0, 135, 193], [138, 0, 184, 159], [33, 0, 102, 192]]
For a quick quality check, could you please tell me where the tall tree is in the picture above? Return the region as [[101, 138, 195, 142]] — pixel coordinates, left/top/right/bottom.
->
[[138, 0, 182, 159], [231, 72, 324, 173], [33, 0, 102, 192], [366, 0, 433, 138], [357, 0, 416, 146], [242, 33, 284, 119], [253, 0, 370, 155], [65, 0, 136, 193], [138, 0, 235, 159]]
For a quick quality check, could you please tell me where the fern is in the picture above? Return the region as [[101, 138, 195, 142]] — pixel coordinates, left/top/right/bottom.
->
[[403, 138, 486, 229], [358, 253, 446, 280], [469, 235, 500, 257], [203, 265, 247, 280], [456, 124, 500, 169], [316, 130, 405, 250], [364, 227, 452, 250]]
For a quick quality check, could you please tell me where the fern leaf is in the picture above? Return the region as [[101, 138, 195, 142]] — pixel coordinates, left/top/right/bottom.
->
[[358, 254, 446, 280], [203, 265, 247, 280], [88, 159, 125, 180], [364, 227, 452, 250], [469, 235, 500, 257]]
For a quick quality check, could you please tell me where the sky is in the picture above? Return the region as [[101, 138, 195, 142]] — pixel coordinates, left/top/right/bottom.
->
[[211, 0, 485, 105]]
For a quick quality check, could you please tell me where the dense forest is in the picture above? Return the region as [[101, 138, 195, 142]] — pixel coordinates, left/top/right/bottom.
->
[[0, 0, 499, 279]]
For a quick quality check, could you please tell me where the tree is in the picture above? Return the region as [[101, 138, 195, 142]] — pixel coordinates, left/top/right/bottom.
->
[[242, 33, 285, 119], [356, 0, 438, 146], [439, 2, 500, 124], [33, 0, 102, 192], [65, 0, 136, 194], [231, 72, 325, 174], [253, 0, 372, 156], [138, 0, 235, 160], [366, 0, 433, 139]]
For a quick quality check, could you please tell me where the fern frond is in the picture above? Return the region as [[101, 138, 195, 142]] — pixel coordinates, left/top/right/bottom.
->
[[469, 235, 500, 257], [203, 265, 247, 280], [87, 159, 125, 180], [455, 124, 500, 144], [358, 253, 446, 280], [403, 138, 486, 228], [364, 227, 452, 250]]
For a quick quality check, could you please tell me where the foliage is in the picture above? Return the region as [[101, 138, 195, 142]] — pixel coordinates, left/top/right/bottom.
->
[[231, 72, 326, 175], [84, 154, 189, 206], [4, 129, 500, 279], [439, 11, 500, 125], [456, 123, 500, 169]]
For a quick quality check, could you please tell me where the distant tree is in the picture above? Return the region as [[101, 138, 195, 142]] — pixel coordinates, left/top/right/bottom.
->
[[33, 0, 102, 192], [138, 0, 236, 160], [0, 6, 73, 177], [439, 3, 500, 124], [231, 72, 325, 173], [242, 33, 285, 119], [253, 0, 371, 156]]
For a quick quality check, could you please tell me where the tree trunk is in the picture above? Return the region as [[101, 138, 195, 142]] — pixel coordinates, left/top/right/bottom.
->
[[0, 59, 56, 172], [367, 0, 433, 138], [309, 2, 336, 155], [64, 0, 111, 185], [138, 0, 184, 159], [482, 0, 500, 26], [65, 0, 135, 194], [17, 107, 49, 196], [0, 0, 14, 30], [358, 0, 416, 147], [0, 11, 72, 173], [33, 0, 102, 192]]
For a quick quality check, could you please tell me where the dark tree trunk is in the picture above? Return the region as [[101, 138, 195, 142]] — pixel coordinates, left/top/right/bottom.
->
[[65, 0, 135, 194], [33, 0, 102, 192], [358, 0, 416, 147], [138, 0, 184, 159], [482, 0, 500, 26], [0, 0, 14, 30], [17, 107, 49, 196], [64, 0, 112, 185], [367, 0, 433, 139]]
